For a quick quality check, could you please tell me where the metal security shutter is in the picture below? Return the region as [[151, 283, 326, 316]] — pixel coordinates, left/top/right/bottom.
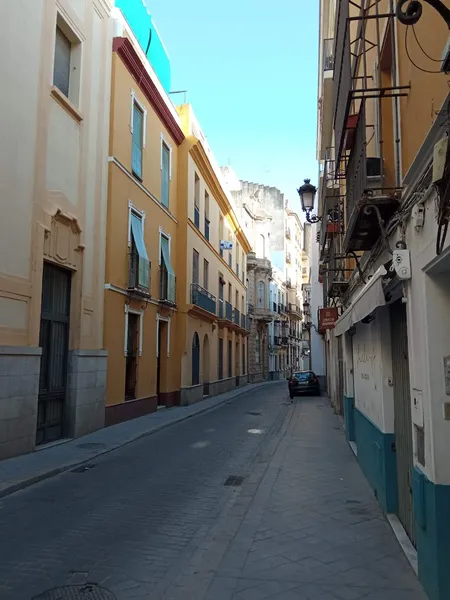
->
[[390, 300, 415, 546]]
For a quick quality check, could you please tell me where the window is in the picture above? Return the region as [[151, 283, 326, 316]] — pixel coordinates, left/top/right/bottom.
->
[[235, 290, 239, 309], [132, 102, 144, 179], [193, 249, 199, 284], [194, 173, 200, 228], [228, 340, 232, 378], [219, 215, 224, 257], [204, 191, 210, 241], [242, 251, 245, 281], [161, 141, 171, 208], [160, 234, 176, 304], [257, 234, 265, 258], [129, 212, 150, 291], [236, 242, 240, 277], [203, 259, 209, 290], [53, 27, 71, 97], [257, 281, 265, 308], [228, 282, 232, 302]]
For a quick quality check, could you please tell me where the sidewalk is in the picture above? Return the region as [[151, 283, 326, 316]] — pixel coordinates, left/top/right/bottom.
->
[[169, 394, 426, 600], [0, 380, 279, 499]]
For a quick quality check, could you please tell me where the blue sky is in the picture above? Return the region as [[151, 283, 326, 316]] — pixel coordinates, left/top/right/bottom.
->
[[149, 0, 319, 213]]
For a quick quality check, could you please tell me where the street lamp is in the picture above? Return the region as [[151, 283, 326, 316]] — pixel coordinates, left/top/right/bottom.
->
[[395, 0, 450, 28], [297, 179, 320, 223]]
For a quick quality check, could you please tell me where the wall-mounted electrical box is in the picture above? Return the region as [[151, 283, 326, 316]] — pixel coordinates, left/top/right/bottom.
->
[[433, 137, 448, 184], [393, 249, 411, 280]]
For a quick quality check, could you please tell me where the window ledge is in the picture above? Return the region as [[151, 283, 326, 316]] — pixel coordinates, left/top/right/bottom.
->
[[50, 86, 83, 123]]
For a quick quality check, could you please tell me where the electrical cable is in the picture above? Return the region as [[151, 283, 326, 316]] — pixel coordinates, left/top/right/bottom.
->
[[405, 27, 443, 74], [412, 25, 442, 62]]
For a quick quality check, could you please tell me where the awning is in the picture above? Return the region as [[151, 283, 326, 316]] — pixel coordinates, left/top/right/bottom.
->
[[161, 236, 176, 303], [131, 213, 150, 289], [334, 265, 387, 336]]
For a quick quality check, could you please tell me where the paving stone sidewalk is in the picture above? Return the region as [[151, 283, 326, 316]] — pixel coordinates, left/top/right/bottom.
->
[[169, 395, 427, 600], [0, 380, 279, 498]]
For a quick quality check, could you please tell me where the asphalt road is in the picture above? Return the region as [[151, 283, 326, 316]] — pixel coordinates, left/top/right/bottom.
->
[[0, 382, 291, 600]]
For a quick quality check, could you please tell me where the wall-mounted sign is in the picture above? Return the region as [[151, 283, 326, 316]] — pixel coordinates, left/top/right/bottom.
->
[[318, 307, 339, 331], [220, 240, 233, 250]]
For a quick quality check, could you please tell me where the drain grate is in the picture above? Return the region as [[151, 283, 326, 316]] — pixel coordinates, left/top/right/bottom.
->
[[32, 584, 116, 600], [76, 443, 106, 450], [246, 411, 261, 416], [71, 464, 97, 473], [224, 475, 244, 487]]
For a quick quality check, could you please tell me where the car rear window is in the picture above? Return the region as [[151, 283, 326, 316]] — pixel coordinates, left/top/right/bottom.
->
[[294, 372, 312, 381]]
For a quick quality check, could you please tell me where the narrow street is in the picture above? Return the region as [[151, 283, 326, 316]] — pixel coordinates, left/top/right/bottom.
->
[[0, 384, 424, 600]]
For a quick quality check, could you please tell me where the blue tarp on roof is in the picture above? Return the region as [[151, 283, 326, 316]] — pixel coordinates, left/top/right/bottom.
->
[[115, 0, 171, 94]]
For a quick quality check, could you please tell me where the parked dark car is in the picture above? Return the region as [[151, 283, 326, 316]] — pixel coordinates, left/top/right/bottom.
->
[[288, 371, 320, 398]]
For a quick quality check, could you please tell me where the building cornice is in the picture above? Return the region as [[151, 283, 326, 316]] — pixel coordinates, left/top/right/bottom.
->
[[113, 37, 184, 146], [189, 141, 252, 254]]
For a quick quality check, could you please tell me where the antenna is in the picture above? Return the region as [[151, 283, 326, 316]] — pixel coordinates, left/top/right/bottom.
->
[[169, 90, 188, 103]]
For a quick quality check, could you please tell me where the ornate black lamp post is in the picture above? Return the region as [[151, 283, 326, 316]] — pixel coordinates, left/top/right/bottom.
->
[[297, 179, 320, 224]]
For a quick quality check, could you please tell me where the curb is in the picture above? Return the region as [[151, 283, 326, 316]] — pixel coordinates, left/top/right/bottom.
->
[[0, 380, 282, 500]]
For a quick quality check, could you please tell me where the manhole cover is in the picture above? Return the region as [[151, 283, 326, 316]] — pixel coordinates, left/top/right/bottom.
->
[[76, 443, 106, 450], [71, 464, 97, 473], [246, 411, 261, 416], [224, 475, 244, 487], [32, 584, 116, 600]]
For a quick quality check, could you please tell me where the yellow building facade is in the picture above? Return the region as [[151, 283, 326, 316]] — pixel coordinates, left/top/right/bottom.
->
[[104, 14, 184, 424], [0, 0, 114, 458], [176, 105, 252, 404]]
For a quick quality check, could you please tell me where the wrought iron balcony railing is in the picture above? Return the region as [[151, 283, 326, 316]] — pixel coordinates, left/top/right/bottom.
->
[[225, 301, 233, 321], [191, 283, 216, 314]]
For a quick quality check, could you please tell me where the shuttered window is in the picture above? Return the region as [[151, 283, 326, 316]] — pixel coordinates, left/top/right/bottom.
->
[[53, 27, 71, 97]]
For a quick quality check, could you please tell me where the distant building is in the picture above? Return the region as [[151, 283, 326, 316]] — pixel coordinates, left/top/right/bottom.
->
[[222, 168, 310, 380]]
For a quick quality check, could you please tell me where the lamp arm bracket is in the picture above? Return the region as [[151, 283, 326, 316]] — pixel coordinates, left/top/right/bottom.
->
[[396, 0, 450, 29]]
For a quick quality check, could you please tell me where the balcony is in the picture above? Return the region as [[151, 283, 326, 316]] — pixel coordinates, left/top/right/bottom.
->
[[318, 36, 336, 160], [323, 38, 334, 72], [246, 252, 271, 273], [332, 0, 351, 168], [254, 305, 274, 323], [225, 301, 233, 321], [288, 303, 302, 319], [234, 308, 240, 326], [190, 283, 216, 315], [285, 228, 291, 240], [281, 336, 289, 346], [286, 252, 292, 264], [128, 252, 151, 297], [343, 105, 400, 253], [218, 298, 224, 319]]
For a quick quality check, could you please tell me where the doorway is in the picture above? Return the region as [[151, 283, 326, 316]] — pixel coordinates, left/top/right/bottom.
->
[[235, 340, 240, 386], [203, 334, 210, 395], [37, 262, 71, 445], [192, 332, 200, 385], [125, 313, 139, 400], [390, 300, 415, 545]]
